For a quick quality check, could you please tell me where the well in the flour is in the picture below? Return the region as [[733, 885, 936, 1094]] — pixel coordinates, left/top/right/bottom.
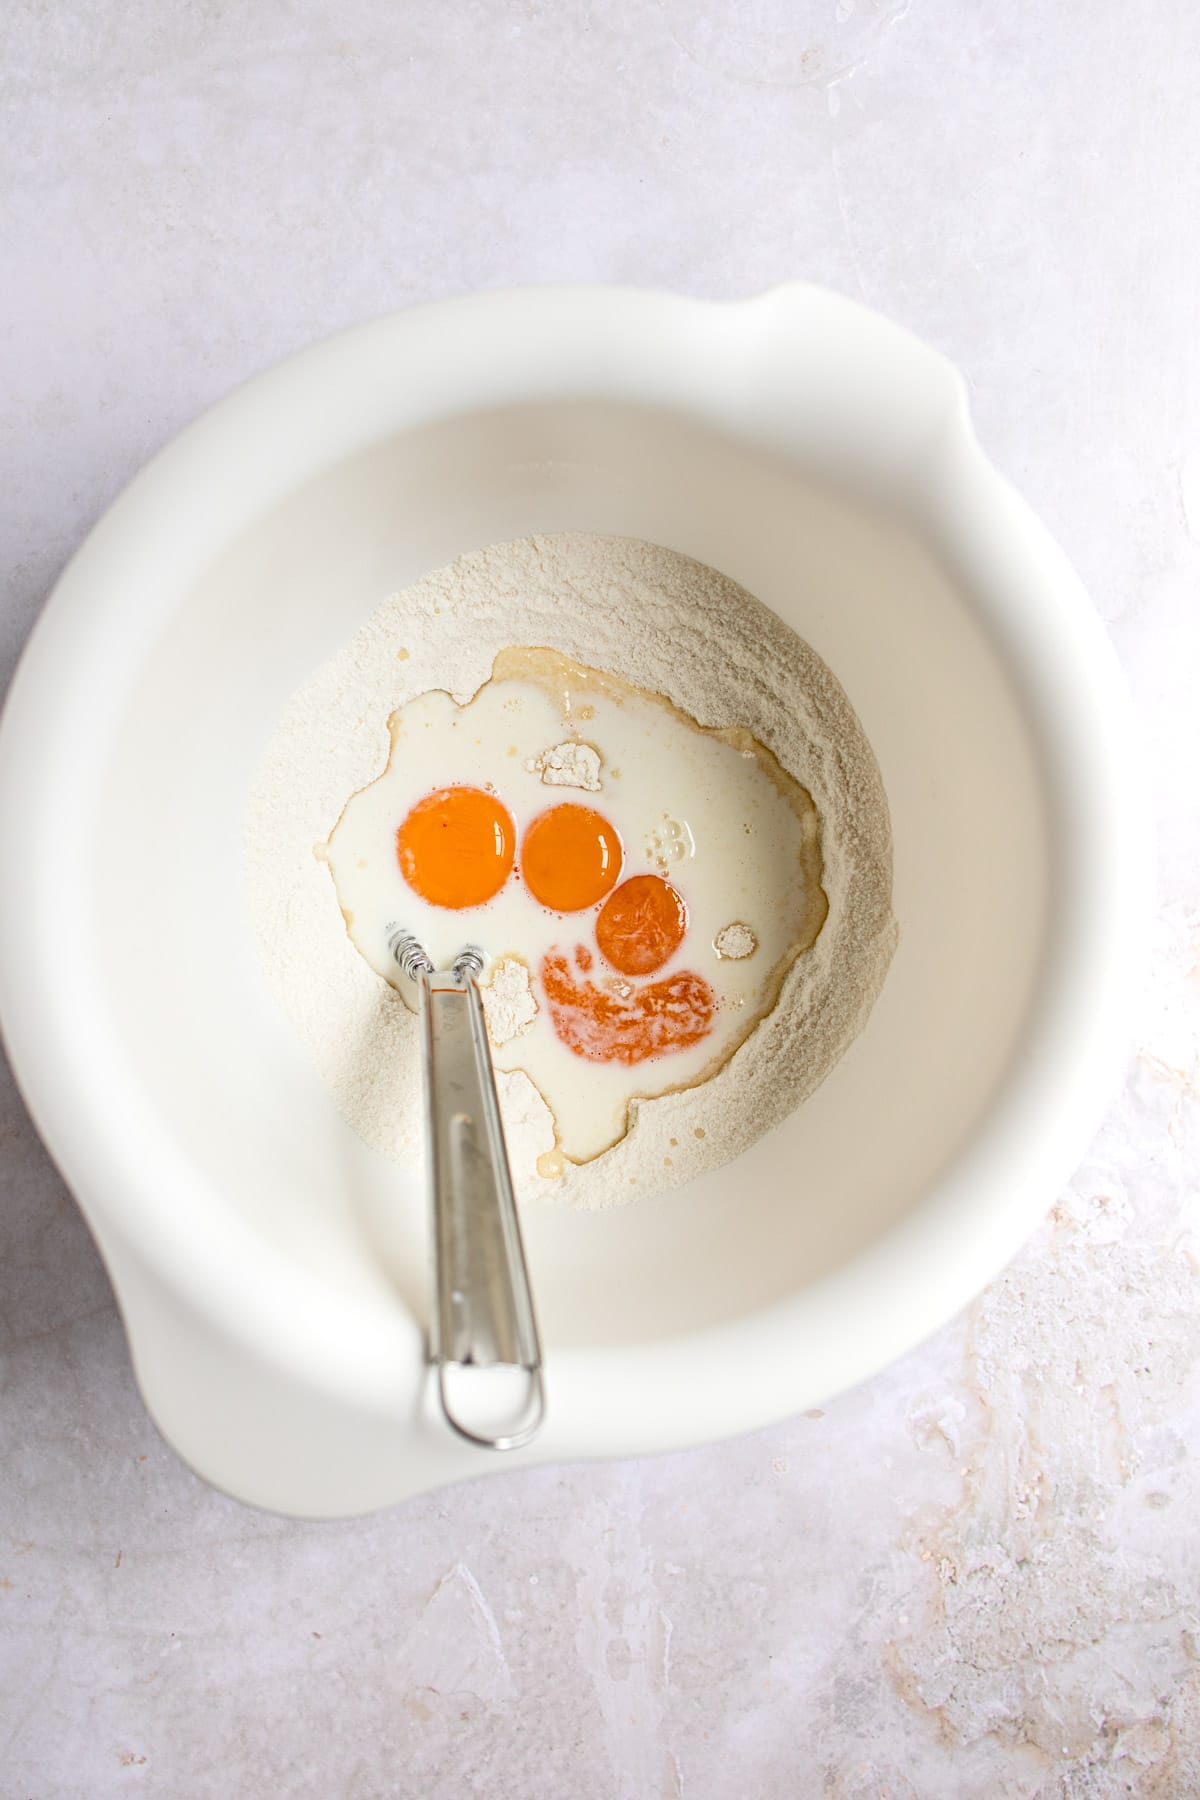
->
[[246, 532, 895, 1210], [324, 645, 828, 1164]]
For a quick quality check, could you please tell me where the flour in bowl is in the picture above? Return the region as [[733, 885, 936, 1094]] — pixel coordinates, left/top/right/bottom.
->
[[246, 534, 895, 1208]]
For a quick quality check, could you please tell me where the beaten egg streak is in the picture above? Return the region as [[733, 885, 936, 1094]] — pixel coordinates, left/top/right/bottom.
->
[[326, 648, 827, 1162]]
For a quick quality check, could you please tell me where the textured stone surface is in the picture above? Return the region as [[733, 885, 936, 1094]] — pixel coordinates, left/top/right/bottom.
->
[[2, 1, 1199, 1794]]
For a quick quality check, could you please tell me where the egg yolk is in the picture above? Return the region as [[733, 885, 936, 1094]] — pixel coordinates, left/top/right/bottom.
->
[[596, 874, 688, 976], [396, 786, 515, 908], [521, 804, 623, 912], [541, 950, 714, 1065]]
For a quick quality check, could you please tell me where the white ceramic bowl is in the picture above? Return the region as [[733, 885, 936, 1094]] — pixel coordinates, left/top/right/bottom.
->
[[0, 286, 1146, 1516]]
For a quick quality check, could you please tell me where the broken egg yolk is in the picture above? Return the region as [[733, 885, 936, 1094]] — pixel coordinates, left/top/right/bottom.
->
[[521, 804, 623, 912], [596, 874, 688, 976], [541, 951, 714, 1065], [397, 786, 515, 909]]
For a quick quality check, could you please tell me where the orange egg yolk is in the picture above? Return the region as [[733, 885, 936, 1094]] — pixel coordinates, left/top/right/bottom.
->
[[595, 874, 688, 976], [541, 951, 714, 1065], [520, 804, 623, 912], [396, 786, 515, 909]]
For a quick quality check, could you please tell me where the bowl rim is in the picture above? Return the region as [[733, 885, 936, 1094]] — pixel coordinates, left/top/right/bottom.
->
[[0, 283, 1151, 1455]]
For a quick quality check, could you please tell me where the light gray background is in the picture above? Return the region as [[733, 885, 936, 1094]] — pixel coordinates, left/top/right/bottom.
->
[[3, 3, 1199, 1796]]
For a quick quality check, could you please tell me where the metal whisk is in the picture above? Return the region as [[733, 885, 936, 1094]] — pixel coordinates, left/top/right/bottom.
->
[[388, 925, 544, 1451]]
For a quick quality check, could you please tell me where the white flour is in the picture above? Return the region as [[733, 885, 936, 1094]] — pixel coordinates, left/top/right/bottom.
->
[[714, 922, 758, 960], [479, 956, 538, 1046], [245, 533, 895, 1209], [528, 741, 602, 791]]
